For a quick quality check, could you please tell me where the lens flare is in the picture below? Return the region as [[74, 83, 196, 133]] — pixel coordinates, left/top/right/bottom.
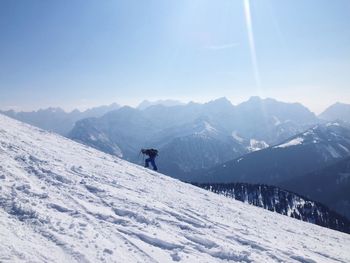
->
[[243, 0, 262, 94], [243, 0, 269, 125]]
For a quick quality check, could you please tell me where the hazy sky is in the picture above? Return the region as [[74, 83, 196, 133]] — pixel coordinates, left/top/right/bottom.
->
[[0, 0, 349, 113]]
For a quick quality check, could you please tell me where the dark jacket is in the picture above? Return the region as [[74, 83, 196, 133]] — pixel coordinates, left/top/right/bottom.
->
[[141, 149, 158, 158]]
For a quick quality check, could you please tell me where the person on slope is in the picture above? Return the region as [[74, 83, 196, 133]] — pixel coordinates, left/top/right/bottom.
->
[[141, 148, 158, 171]]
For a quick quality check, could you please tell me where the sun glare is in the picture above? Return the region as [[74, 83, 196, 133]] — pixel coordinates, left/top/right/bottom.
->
[[243, 0, 262, 94]]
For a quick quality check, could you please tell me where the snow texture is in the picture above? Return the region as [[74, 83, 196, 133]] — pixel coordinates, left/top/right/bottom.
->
[[0, 114, 349, 263], [248, 139, 269, 152], [194, 121, 219, 137], [274, 137, 304, 148]]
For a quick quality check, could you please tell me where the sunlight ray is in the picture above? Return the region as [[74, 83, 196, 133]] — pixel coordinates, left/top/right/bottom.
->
[[243, 0, 269, 124], [243, 0, 262, 94]]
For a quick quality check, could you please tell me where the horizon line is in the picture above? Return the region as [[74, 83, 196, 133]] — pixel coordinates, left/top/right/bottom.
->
[[0, 96, 346, 115]]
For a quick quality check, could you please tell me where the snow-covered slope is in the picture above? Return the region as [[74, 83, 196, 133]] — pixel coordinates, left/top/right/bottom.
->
[[0, 114, 349, 263]]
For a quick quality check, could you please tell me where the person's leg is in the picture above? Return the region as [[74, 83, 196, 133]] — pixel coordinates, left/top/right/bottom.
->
[[145, 158, 150, 168], [150, 158, 158, 171]]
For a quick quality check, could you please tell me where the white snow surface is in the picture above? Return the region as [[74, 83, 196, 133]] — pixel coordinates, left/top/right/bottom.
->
[[274, 137, 304, 149], [247, 139, 269, 152], [326, 122, 340, 127], [0, 114, 349, 263], [338, 143, 350, 153], [195, 121, 219, 137]]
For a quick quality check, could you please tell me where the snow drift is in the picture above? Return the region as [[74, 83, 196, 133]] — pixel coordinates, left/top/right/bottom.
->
[[0, 114, 349, 262]]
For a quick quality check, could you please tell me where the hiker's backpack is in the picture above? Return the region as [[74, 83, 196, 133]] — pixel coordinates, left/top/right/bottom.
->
[[149, 149, 158, 157]]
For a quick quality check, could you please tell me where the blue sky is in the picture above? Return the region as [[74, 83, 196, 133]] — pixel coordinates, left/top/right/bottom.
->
[[0, 0, 349, 113]]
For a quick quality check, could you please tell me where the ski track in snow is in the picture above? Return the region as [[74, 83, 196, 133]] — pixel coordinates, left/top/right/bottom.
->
[[0, 114, 350, 263]]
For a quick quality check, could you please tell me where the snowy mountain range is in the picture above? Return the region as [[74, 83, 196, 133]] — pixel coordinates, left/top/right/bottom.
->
[[137, 99, 186, 110], [1, 113, 349, 262], [68, 97, 319, 178], [0, 103, 120, 136], [194, 122, 350, 184], [193, 183, 350, 234]]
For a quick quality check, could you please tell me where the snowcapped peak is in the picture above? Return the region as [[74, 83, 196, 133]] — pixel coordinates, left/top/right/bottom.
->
[[272, 123, 350, 160], [1, 114, 349, 262]]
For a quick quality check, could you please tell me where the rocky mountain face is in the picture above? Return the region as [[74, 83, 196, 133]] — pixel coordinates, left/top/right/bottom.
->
[[193, 182, 350, 234]]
